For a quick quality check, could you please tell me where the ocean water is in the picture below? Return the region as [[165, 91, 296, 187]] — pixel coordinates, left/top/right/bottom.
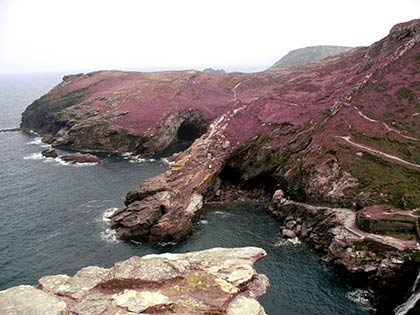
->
[[0, 73, 369, 315]]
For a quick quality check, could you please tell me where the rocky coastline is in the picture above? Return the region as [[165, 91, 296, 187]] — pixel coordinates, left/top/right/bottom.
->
[[18, 19, 420, 314]]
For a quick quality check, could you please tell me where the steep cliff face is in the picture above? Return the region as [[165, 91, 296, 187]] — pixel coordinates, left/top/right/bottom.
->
[[22, 20, 420, 243], [0, 247, 268, 315]]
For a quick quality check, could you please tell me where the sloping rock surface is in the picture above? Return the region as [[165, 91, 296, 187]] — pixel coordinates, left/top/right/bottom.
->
[[0, 247, 268, 315]]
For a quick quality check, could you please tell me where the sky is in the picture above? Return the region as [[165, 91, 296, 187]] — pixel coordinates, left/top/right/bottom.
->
[[0, 0, 419, 74]]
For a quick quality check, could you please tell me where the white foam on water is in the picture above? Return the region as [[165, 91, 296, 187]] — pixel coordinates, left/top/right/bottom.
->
[[102, 207, 118, 223], [121, 152, 133, 158], [200, 220, 208, 225], [43, 157, 60, 163], [346, 289, 372, 310], [99, 208, 120, 243], [73, 162, 98, 167], [160, 157, 174, 165], [50, 158, 98, 167], [100, 228, 118, 243], [272, 237, 302, 247], [213, 211, 232, 217], [287, 237, 301, 245], [23, 153, 43, 160], [128, 156, 146, 163], [24, 154, 97, 167], [27, 137, 42, 145]]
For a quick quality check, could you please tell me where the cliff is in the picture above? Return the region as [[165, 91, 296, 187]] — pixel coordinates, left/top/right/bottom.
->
[[21, 19, 420, 313], [0, 247, 268, 315]]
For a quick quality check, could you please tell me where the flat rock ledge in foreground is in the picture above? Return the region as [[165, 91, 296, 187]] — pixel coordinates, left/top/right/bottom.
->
[[0, 247, 268, 315]]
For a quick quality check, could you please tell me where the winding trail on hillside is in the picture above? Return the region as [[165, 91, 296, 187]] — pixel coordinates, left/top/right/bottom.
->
[[291, 201, 418, 251], [337, 136, 420, 171], [352, 106, 420, 142], [332, 207, 418, 251]]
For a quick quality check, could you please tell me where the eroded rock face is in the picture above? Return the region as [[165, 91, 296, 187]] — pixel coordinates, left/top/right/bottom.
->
[[269, 197, 420, 314], [0, 247, 268, 315]]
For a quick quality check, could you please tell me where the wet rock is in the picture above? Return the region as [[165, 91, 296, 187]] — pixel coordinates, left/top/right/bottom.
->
[[285, 220, 297, 229], [111, 191, 171, 240], [61, 153, 101, 164], [0, 247, 268, 315], [282, 229, 297, 239], [41, 148, 58, 158]]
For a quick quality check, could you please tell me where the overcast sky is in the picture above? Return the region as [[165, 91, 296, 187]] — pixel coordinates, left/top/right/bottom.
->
[[0, 0, 419, 74]]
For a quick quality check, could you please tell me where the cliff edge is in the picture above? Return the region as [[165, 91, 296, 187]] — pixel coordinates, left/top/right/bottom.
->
[[0, 247, 268, 315]]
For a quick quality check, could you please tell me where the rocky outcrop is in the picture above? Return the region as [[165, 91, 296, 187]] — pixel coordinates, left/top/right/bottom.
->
[[41, 148, 58, 158], [269, 191, 420, 314], [61, 153, 101, 164], [0, 247, 268, 315], [269, 45, 353, 69]]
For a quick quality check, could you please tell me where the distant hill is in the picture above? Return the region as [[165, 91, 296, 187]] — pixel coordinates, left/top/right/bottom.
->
[[269, 45, 353, 69], [202, 68, 226, 74]]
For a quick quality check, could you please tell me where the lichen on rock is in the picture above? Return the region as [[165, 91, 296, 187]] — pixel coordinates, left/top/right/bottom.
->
[[0, 247, 268, 315]]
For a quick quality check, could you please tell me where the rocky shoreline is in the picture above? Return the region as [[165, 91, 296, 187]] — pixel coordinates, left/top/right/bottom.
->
[[17, 19, 420, 314]]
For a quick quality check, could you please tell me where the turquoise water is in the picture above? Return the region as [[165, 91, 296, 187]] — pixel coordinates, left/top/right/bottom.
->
[[0, 73, 369, 314]]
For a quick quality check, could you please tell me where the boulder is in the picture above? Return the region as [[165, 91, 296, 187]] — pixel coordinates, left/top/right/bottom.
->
[[272, 189, 285, 202], [0, 247, 268, 315], [61, 153, 101, 164], [41, 148, 58, 158], [282, 229, 297, 239]]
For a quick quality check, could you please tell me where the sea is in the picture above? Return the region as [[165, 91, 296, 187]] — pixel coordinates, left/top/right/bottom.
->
[[0, 73, 370, 315]]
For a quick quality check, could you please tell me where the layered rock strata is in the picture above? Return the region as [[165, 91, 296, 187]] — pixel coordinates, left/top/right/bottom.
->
[[0, 247, 268, 315]]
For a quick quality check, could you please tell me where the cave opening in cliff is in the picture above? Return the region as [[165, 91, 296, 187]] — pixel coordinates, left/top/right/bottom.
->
[[219, 165, 242, 186], [219, 165, 278, 197], [177, 121, 206, 142], [156, 120, 208, 158], [242, 174, 278, 196]]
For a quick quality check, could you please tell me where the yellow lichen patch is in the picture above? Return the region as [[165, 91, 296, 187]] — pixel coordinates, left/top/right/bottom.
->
[[171, 155, 190, 171], [215, 278, 239, 294], [186, 273, 201, 286], [197, 173, 210, 187]]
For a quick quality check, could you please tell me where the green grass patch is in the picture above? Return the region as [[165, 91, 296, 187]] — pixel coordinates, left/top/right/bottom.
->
[[353, 238, 395, 256], [338, 147, 420, 209], [352, 132, 420, 164]]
